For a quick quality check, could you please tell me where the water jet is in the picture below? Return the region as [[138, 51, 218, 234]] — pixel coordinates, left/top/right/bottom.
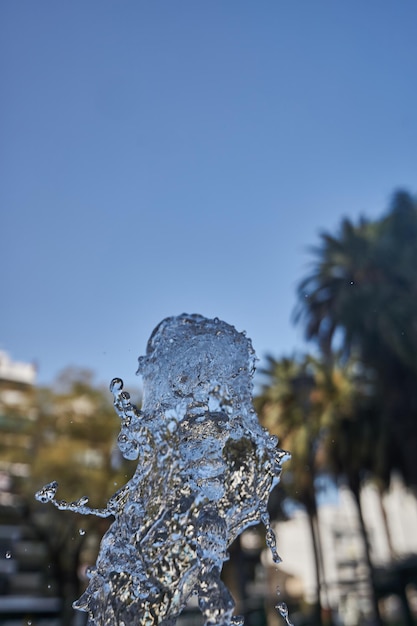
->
[[36, 314, 290, 625]]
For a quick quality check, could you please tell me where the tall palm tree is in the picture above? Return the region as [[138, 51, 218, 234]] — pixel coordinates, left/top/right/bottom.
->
[[294, 190, 417, 492], [299, 355, 387, 626], [317, 358, 385, 626], [255, 355, 326, 626], [257, 351, 388, 626]]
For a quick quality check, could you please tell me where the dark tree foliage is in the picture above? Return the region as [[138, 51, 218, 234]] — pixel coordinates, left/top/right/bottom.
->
[[294, 190, 417, 492]]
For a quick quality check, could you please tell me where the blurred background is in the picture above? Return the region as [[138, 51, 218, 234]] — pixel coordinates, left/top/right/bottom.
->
[[1, 2, 417, 625]]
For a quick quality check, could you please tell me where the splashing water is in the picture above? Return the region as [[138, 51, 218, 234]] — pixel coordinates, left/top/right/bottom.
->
[[36, 314, 290, 626]]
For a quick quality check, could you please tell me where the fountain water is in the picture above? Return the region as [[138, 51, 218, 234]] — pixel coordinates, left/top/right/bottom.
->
[[36, 314, 290, 625]]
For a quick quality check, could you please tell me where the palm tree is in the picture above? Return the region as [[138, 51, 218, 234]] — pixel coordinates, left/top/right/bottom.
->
[[257, 350, 389, 626], [296, 355, 386, 626], [317, 358, 385, 626], [255, 355, 326, 626], [294, 190, 417, 493]]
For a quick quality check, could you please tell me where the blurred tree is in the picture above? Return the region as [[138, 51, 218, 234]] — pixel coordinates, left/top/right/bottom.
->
[[294, 190, 417, 493], [312, 357, 384, 626], [256, 353, 392, 626], [28, 367, 136, 506], [255, 355, 325, 626], [11, 368, 138, 625]]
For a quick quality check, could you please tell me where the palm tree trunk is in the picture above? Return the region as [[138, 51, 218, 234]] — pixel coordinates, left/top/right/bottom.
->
[[351, 485, 384, 626], [376, 486, 395, 560], [314, 511, 333, 623], [307, 508, 323, 626]]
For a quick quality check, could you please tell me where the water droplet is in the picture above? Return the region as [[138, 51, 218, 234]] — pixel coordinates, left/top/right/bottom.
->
[[260, 509, 282, 565], [5, 551, 11, 559], [276, 601, 294, 626], [85, 565, 97, 579], [120, 390, 131, 404], [35, 480, 58, 503], [79, 529, 86, 536], [110, 377, 123, 393]]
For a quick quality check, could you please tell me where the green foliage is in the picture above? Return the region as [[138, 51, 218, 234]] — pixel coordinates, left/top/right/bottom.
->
[[0, 368, 139, 624], [256, 353, 362, 506], [294, 189, 417, 491], [27, 368, 137, 506], [256, 190, 417, 624]]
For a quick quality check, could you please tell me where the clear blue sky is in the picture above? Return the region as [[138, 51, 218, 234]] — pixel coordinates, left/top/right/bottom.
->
[[2, 2, 416, 392]]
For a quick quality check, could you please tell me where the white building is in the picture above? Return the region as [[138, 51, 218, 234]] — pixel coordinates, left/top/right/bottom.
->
[[0, 350, 36, 409], [268, 479, 417, 622], [0, 351, 37, 493]]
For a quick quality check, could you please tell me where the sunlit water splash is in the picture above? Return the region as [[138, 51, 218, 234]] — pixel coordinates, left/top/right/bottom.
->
[[36, 314, 290, 626]]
